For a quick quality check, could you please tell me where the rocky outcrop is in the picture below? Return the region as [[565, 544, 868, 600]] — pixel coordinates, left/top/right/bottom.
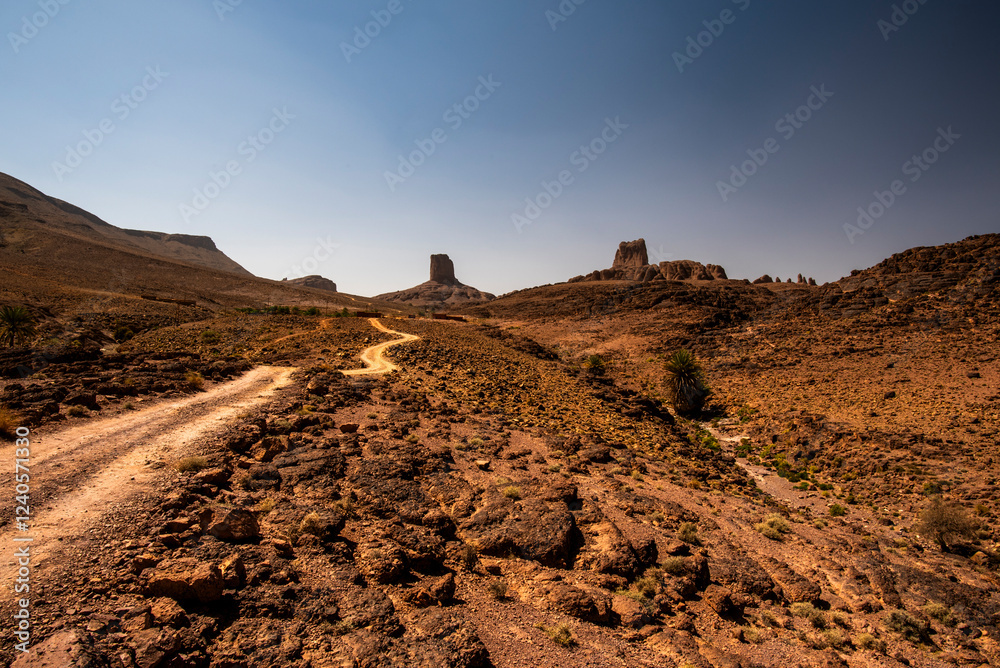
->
[[376, 254, 494, 308], [612, 239, 649, 270], [430, 254, 458, 285], [282, 275, 337, 292], [569, 239, 729, 285]]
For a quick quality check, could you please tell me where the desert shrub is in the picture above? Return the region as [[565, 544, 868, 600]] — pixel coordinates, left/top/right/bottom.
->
[[791, 602, 827, 629], [488, 579, 508, 600], [469, 436, 484, 447], [917, 496, 978, 551], [405, 434, 419, 444], [501, 486, 521, 500], [742, 627, 769, 644], [829, 504, 847, 517], [299, 512, 324, 537], [114, 326, 134, 342], [663, 349, 710, 415], [830, 611, 852, 629], [736, 404, 757, 423], [174, 456, 209, 473], [633, 575, 660, 599], [854, 632, 885, 651], [305, 306, 321, 316], [184, 371, 206, 391], [678, 522, 700, 545], [661, 557, 686, 575], [67, 405, 89, 417], [631, 470, 645, 482], [0, 406, 22, 439], [884, 610, 928, 642], [536, 623, 575, 647], [0, 305, 37, 347], [755, 514, 791, 540], [256, 498, 277, 513], [821, 628, 848, 649], [923, 602, 956, 626], [122, 401, 136, 411], [460, 543, 479, 571], [200, 330, 220, 344], [582, 354, 606, 374]]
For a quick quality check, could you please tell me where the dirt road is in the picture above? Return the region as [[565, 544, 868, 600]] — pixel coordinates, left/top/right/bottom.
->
[[0, 365, 296, 600], [341, 318, 420, 376]]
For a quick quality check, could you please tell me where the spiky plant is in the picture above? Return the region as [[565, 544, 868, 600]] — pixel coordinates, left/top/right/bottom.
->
[[0, 305, 37, 348], [663, 349, 709, 414]]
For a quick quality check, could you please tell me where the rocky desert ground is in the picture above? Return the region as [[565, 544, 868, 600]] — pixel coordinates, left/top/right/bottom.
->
[[1, 174, 998, 667]]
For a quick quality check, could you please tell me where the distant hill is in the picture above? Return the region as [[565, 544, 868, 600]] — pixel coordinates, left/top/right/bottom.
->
[[0, 172, 250, 275], [0, 172, 407, 317]]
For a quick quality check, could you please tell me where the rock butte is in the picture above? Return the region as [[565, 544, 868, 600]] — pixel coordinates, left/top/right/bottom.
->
[[376, 253, 495, 308]]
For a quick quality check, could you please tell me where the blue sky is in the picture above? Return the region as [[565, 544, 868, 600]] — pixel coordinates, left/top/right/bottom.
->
[[2, 0, 998, 295]]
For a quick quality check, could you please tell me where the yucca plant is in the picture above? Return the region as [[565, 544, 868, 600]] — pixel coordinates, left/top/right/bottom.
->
[[663, 349, 709, 415], [0, 305, 37, 348]]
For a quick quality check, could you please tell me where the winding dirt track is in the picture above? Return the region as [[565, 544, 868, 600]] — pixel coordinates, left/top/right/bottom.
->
[[0, 365, 296, 600], [341, 318, 420, 376]]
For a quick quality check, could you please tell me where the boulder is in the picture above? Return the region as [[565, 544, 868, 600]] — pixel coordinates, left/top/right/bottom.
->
[[545, 583, 612, 625], [611, 595, 651, 628], [11, 630, 102, 668], [144, 558, 224, 602], [205, 508, 261, 542]]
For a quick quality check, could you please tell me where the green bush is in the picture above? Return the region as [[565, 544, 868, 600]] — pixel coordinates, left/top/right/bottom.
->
[[0, 305, 37, 347], [114, 326, 135, 342], [583, 354, 606, 374], [829, 504, 847, 517], [663, 349, 710, 415], [200, 329, 220, 344]]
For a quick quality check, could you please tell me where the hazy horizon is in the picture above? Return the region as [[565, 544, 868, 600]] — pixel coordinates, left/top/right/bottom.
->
[[2, 0, 998, 296]]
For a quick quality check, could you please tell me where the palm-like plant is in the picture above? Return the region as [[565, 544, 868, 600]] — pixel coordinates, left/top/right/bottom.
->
[[0, 305, 37, 347], [663, 349, 709, 415]]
